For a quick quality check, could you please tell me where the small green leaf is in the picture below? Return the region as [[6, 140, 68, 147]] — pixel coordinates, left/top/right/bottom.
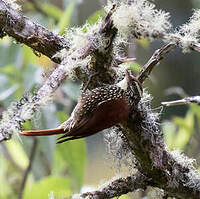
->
[[58, 0, 75, 35], [128, 62, 142, 73], [23, 120, 32, 131], [23, 176, 71, 199]]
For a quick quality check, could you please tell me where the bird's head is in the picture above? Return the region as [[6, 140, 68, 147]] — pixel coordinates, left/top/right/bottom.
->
[[117, 70, 143, 97]]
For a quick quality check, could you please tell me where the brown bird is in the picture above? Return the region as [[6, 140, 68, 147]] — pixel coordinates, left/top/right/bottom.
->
[[20, 71, 142, 143]]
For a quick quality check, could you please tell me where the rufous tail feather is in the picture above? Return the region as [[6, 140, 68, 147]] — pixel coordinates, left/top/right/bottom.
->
[[20, 128, 65, 136]]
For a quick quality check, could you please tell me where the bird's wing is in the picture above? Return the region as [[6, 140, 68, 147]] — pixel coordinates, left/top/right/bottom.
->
[[56, 98, 129, 143], [56, 116, 90, 142]]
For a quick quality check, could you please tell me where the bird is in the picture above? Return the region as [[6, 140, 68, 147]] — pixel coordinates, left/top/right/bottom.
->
[[20, 71, 142, 144]]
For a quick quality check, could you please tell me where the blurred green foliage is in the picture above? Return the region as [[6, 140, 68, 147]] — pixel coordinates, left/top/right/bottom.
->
[[163, 107, 194, 150], [58, 0, 75, 35], [0, 0, 95, 198], [0, 0, 112, 198], [24, 176, 71, 199], [163, 102, 200, 155], [0, 0, 199, 199]]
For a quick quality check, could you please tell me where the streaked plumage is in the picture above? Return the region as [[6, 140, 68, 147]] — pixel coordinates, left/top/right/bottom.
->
[[20, 71, 142, 143]]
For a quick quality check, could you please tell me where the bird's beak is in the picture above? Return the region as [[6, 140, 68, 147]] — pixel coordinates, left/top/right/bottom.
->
[[125, 70, 143, 97], [125, 70, 130, 83]]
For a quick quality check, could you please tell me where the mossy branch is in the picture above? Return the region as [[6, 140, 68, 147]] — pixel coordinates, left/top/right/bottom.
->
[[1, 1, 200, 199], [78, 172, 149, 199], [0, 0, 68, 63]]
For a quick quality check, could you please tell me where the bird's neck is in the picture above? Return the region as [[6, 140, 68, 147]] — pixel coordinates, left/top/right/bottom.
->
[[116, 77, 128, 91]]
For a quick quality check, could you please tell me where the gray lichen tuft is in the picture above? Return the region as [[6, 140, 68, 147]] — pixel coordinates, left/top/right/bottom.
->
[[169, 9, 200, 53], [3, 0, 21, 11], [109, 0, 171, 40], [53, 18, 113, 79], [170, 150, 200, 191], [138, 91, 161, 139], [104, 125, 137, 169], [0, 92, 51, 141]]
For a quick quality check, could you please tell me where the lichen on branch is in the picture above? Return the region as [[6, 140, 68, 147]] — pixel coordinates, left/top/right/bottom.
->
[[1, 0, 200, 198]]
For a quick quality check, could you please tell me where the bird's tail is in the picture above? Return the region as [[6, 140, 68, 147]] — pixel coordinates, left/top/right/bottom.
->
[[20, 128, 65, 136]]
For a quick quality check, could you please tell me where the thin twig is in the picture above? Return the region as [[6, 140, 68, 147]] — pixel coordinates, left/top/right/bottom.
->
[[137, 42, 176, 83], [18, 137, 38, 199], [162, 96, 200, 106]]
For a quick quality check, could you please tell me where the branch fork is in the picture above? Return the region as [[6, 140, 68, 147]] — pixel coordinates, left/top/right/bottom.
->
[[1, 1, 200, 198]]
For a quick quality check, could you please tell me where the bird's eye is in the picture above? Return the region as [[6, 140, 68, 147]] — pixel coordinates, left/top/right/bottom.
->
[[104, 38, 111, 50]]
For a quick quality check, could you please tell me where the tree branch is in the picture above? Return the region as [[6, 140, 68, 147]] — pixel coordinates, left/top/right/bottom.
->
[[0, 0, 68, 63], [138, 42, 176, 83], [122, 94, 200, 198], [73, 45, 200, 199], [78, 172, 149, 199], [1, 1, 200, 198], [0, 5, 117, 142]]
